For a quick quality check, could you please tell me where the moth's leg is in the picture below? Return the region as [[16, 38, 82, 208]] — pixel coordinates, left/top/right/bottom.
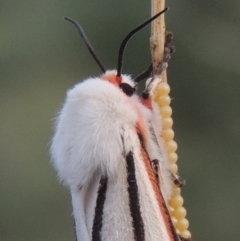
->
[[152, 159, 186, 188], [171, 172, 186, 188], [134, 32, 175, 85], [141, 32, 175, 100], [156, 31, 175, 76], [151, 159, 160, 183], [134, 64, 153, 83]]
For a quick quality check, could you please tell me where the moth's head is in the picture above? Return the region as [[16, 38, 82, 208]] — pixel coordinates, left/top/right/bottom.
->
[[63, 8, 169, 97]]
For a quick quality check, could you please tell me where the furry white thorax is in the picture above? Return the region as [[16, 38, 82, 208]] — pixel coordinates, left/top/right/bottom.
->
[[50, 71, 172, 241]]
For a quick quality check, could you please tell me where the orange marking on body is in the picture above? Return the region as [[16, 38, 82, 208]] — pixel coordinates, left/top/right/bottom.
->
[[139, 140, 178, 241], [101, 73, 122, 86], [141, 97, 152, 109], [135, 108, 150, 145]]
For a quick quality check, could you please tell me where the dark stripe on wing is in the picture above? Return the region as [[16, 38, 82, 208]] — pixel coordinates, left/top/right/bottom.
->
[[126, 151, 145, 241], [92, 176, 108, 241]]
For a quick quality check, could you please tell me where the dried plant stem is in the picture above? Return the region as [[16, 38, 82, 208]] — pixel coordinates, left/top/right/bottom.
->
[[150, 0, 167, 82]]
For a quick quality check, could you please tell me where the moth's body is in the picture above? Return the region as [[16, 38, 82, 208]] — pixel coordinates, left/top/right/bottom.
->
[[50, 7, 181, 241], [51, 71, 178, 241]]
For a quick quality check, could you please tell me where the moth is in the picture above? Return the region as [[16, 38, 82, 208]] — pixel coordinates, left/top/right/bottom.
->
[[50, 7, 183, 241]]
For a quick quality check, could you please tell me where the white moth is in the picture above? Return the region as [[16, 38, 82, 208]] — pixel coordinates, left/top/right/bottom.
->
[[51, 8, 180, 241]]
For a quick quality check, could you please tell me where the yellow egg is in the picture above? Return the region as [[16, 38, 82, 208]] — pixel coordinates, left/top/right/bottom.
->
[[157, 95, 171, 107], [172, 187, 181, 196], [166, 140, 178, 152], [173, 207, 187, 220], [169, 163, 178, 174], [169, 195, 184, 208], [181, 230, 191, 239], [176, 218, 189, 232], [168, 152, 178, 164], [160, 106, 172, 118], [156, 82, 170, 96], [162, 129, 174, 141], [162, 117, 173, 129]]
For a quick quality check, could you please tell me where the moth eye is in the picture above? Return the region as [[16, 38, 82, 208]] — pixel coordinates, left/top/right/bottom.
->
[[119, 83, 135, 96]]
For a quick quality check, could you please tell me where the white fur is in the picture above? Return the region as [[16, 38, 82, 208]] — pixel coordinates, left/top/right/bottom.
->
[[50, 71, 173, 241], [51, 76, 138, 187]]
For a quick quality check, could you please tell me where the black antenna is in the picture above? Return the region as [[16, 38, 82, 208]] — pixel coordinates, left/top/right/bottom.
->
[[64, 17, 106, 73], [116, 7, 169, 77]]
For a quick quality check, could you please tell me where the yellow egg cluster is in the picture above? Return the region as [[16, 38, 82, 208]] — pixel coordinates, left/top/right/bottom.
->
[[154, 82, 192, 240]]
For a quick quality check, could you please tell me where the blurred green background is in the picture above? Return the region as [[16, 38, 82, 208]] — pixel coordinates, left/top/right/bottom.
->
[[1, 0, 240, 240]]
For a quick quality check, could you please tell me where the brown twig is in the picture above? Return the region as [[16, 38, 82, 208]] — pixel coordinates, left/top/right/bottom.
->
[[150, 0, 167, 82]]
